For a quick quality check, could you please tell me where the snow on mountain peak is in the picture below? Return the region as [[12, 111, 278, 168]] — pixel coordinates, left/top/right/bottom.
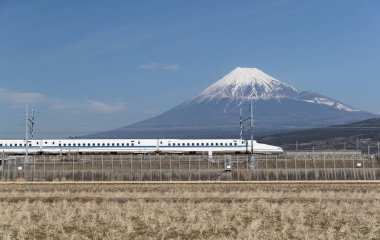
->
[[195, 67, 300, 102], [220, 67, 281, 86], [189, 67, 361, 113]]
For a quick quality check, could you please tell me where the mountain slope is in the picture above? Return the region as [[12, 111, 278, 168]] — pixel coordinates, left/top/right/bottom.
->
[[259, 118, 380, 152], [87, 67, 375, 138]]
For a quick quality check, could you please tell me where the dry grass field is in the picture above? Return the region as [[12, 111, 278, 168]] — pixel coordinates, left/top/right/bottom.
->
[[0, 182, 380, 239]]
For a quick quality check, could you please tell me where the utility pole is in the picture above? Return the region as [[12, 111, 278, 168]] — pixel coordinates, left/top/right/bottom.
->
[[248, 99, 254, 168], [239, 108, 243, 140], [24, 106, 35, 166], [25, 105, 29, 165], [250, 99, 253, 156], [30, 110, 35, 139]]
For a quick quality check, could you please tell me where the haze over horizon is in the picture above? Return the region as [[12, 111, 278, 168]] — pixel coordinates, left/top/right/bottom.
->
[[1, 0, 380, 138]]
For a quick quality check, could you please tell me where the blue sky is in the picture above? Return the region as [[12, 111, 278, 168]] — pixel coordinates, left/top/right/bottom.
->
[[1, 0, 379, 138]]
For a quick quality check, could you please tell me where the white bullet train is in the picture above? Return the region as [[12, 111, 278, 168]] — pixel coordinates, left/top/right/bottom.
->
[[0, 138, 283, 155]]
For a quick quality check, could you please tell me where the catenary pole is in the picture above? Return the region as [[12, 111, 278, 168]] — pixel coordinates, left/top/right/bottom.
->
[[25, 105, 29, 166]]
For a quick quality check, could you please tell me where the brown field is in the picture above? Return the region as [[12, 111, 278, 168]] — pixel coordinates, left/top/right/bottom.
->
[[0, 182, 380, 239]]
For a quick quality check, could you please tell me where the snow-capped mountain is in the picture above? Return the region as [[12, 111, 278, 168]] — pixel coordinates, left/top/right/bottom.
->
[[193, 67, 359, 112], [87, 67, 374, 138], [195, 67, 300, 102]]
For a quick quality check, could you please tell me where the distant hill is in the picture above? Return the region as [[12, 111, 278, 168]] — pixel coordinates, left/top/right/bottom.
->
[[258, 118, 380, 152], [86, 67, 375, 139]]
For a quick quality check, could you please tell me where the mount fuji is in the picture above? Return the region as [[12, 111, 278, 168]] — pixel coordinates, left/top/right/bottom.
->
[[88, 67, 375, 138]]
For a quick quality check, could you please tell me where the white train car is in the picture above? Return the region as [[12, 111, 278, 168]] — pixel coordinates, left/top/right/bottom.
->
[[0, 139, 283, 155], [158, 139, 282, 154]]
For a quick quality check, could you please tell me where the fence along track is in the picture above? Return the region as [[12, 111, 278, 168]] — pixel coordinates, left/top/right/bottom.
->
[[0, 153, 379, 181]]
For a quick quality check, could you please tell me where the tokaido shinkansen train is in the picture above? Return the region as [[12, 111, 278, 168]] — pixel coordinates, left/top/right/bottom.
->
[[0, 138, 283, 155]]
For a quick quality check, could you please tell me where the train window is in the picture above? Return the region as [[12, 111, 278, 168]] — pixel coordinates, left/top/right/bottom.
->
[[197, 143, 199, 146], [117, 143, 119, 146], [102, 143, 105, 146], [107, 143, 110, 146], [187, 143, 190, 146], [206, 143, 209, 146], [58, 143, 61, 146], [131, 143, 134, 146], [230, 143, 232, 146], [45, 142, 47, 144], [138, 141, 140, 144], [192, 143, 194, 146], [160, 141, 162, 144], [182, 143, 185, 146], [73, 144, 76, 146], [52, 142, 55, 145], [242, 141, 244, 144], [68, 144, 71, 146], [10, 144, 12, 147], [168, 143, 171, 146], [234, 143, 237, 146], [216, 143, 218, 146], [29, 144, 31, 146], [0, 144, 2, 146], [122, 143, 125, 146], [97, 143, 100, 146], [63, 144, 66, 146], [211, 143, 213, 146], [201, 143, 204, 146], [127, 143, 129, 146]]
